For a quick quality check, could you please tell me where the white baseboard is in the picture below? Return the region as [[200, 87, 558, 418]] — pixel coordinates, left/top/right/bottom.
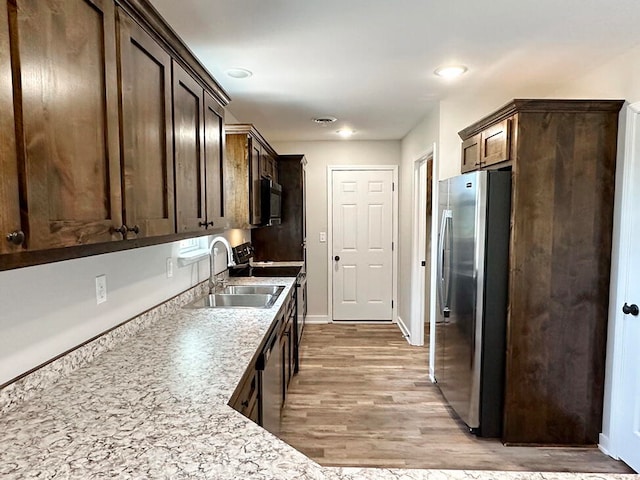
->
[[305, 315, 330, 324], [396, 316, 411, 343], [598, 433, 618, 459]]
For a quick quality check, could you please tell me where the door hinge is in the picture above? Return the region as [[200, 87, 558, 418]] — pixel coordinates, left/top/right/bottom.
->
[[392, 242, 394, 251], [392, 182, 395, 191], [392, 300, 394, 309], [421, 260, 426, 267]]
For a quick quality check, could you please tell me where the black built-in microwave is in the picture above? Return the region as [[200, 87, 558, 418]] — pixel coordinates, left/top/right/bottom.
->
[[261, 178, 282, 226]]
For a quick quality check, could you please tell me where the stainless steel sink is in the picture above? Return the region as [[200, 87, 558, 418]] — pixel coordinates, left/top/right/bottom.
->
[[222, 285, 284, 295], [183, 285, 284, 309]]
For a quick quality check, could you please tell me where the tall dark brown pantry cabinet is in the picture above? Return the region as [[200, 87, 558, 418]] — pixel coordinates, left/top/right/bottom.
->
[[459, 99, 623, 445]]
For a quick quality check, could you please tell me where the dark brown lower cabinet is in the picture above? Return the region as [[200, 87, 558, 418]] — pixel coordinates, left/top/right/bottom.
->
[[229, 365, 259, 424], [230, 288, 298, 430]]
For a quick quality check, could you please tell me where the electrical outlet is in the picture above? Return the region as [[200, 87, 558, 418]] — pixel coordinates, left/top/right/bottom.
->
[[166, 258, 173, 278], [319, 232, 327, 243], [95, 275, 107, 304]]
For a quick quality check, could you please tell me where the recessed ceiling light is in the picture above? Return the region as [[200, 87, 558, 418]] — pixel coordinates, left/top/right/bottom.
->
[[434, 65, 468, 78], [313, 116, 337, 126], [225, 68, 253, 79], [336, 129, 355, 138]]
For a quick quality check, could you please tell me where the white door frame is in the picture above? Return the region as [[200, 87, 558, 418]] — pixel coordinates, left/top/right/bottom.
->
[[409, 152, 431, 346], [327, 165, 399, 323], [599, 101, 639, 461]]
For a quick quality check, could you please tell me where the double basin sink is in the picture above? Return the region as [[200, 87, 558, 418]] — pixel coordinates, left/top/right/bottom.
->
[[184, 285, 285, 309]]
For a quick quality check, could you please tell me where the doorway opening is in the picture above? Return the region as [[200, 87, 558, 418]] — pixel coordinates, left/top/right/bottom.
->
[[410, 153, 433, 347]]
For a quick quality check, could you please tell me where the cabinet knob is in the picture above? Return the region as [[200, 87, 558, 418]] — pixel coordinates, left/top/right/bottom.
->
[[113, 225, 128, 237], [127, 225, 140, 235], [334, 255, 340, 261], [241, 400, 249, 408], [6, 230, 25, 246], [622, 303, 639, 316], [199, 221, 214, 228]]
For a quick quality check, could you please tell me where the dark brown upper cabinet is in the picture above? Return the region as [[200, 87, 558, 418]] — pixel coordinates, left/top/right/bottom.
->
[[117, 8, 175, 239], [172, 60, 207, 233], [224, 124, 279, 228], [0, 0, 22, 254], [172, 62, 225, 233], [460, 118, 512, 172], [0, 0, 231, 271], [204, 92, 228, 229], [11, 0, 123, 250], [480, 118, 511, 167], [460, 134, 481, 174]]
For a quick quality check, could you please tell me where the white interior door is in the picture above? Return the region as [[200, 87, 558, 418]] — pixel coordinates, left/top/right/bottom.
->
[[332, 169, 393, 321], [616, 106, 640, 472]]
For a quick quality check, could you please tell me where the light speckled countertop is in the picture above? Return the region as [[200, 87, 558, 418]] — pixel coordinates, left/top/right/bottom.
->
[[0, 277, 637, 480]]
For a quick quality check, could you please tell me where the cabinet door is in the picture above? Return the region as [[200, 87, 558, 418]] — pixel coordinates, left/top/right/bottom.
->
[[204, 92, 226, 228], [0, 0, 22, 254], [250, 138, 262, 225], [173, 61, 206, 233], [223, 134, 250, 228], [480, 118, 511, 167], [14, 0, 122, 249], [118, 10, 174, 238], [461, 134, 481, 173]]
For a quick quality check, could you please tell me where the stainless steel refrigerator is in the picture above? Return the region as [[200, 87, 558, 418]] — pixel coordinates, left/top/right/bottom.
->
[[435, 170, 511, 437]]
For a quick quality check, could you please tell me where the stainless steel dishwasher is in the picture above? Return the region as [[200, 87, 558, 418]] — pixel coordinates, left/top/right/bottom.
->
[[258, 319, 283, 435]]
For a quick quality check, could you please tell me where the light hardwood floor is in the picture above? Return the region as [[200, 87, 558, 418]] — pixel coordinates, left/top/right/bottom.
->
[[279, 323, 633, 473]]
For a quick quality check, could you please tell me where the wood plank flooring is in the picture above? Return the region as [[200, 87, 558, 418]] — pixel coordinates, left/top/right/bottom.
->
[[278, 324, 633, 473]]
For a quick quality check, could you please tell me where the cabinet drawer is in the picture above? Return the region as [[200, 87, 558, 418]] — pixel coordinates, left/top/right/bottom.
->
[[480, 118, 511, 167]]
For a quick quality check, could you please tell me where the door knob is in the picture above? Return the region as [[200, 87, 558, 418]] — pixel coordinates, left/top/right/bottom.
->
[[334, 256, 340, 261], [622, 303, 639, 316]]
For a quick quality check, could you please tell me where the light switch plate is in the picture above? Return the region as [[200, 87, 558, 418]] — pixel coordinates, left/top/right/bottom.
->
[[95, 275, 107, 304], [319, 232, 327, 243]]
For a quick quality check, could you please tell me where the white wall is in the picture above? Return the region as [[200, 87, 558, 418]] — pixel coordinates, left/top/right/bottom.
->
[[398, 106, 439, 336], [0, 229, 248, 385], [271, 140, 401, 320]]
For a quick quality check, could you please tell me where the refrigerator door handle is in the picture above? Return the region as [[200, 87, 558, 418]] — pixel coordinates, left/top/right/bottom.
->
[[437, 209, 452, 317]]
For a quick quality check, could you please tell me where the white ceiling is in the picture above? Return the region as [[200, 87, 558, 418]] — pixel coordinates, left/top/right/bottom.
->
[[149, 0, 640, 142]]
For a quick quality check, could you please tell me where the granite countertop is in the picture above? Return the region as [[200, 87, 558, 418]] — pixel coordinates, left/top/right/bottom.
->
[[0, 277, 637, 480]]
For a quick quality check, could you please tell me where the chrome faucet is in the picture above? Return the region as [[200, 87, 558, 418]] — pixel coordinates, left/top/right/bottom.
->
[[209, 236, 236, 293]]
